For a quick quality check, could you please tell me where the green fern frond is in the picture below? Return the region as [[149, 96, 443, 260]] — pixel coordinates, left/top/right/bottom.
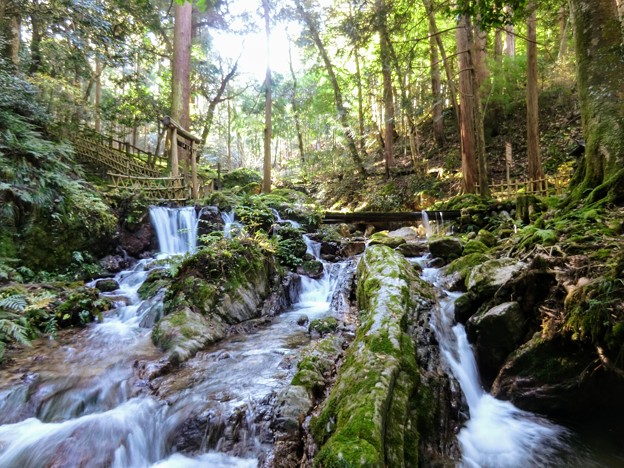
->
[[0, 295, 27, 313]]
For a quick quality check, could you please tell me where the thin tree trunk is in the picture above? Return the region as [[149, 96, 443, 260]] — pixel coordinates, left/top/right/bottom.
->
[[288, 39, 305, 165], [504, 22, 516, 56], [377, 0, 395, 176], [429, 17, 444, 146], [422, 0, 459, 125], [227, 96, 232, 169], [29, 6, 42, 74], [494, 29, 503, 62], [171, 1, 193, 129], [354, 48, 367, 158], [295, 0, 366, 176], [527, 2, 543, 191], [262, 0, 272, 193], [473, 23, 489, 197], [557, 6, 569, 61], [94, 57, 103, 132], [200, 62, 238, 144], [457, 15, 478, 194]]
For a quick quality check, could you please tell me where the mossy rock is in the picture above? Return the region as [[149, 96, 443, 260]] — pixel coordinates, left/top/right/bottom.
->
[[308, 317, 338, 336], [311, 245, 433, 466], [138, 268, 172, 300], [368, 231, 406, 248], [462, 239, 489, 255], [441, 253, 490, 292], [492, 335, 624, 421], [428, 237, 463, 262], [220, 168, 262, 190], [475, 229, 497, 247], [56, 286, 111, 327]]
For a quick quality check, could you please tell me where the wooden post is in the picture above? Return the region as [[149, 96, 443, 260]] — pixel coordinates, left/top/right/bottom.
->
[[505, 142, 512, 196], [190, 142, 198, 200], [170, 127, 179, 178]]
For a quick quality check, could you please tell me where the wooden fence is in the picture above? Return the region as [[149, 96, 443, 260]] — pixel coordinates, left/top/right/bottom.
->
[[108, 173, 188, 201], [477, 172, 572, 199]]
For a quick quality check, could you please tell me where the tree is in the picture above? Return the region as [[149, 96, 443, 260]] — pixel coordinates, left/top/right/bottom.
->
[[171, 1, 193, 130], [526, 1, 543, 190], [295, 0, 366, 176], [568, 0, 624, 203], [262, 0, 272, 194], [375, 0, 395, 175]]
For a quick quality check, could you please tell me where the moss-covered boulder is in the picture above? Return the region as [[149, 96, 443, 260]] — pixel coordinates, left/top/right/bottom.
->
[[311, 245, 433, 467], [492, 335, 624, 422], [462, 239, 489, 255], [475, 229, 497, 248], [368, 231, 406, 248], [152, 237, 276, 363], [428, 237, 463, 262], [440, 253, 490, 292]]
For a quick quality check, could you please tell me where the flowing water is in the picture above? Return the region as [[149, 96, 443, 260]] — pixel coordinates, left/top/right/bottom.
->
[[419, 265, 600, 467], [0, 207, 348, 467]]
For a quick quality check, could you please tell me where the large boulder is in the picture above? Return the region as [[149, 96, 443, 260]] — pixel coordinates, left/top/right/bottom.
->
[[466, 301, 528, 385], [491, 335, 624, 422], [388, 226, 420, 242], [428, 237, 463, 262]]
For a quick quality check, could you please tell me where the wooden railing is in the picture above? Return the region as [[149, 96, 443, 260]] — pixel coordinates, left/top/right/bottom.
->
[[108, 173, 188, 201], [477, 172, 572, 199]]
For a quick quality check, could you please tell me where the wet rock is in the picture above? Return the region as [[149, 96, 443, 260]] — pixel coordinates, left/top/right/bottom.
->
[[320, 241, 339, 257], [397, 242, 428, 257], [297, 315, 308, 326], [428, 237, 463, 262], [427, 257, 446, 268], [120, 222, 153, 257], [308, 317, 338, 337], [197, 205, 223, 237], [492, 336, 624, 422], [297, 260, 324, 278], [94, 278, 119, 292], [388, 226, 420, 241], [339, 240, 365, 257], [364, 224, 376, 237], [137, 289, 166, 328], [100, 254, 131, 273], [466, 301, 527, 385]]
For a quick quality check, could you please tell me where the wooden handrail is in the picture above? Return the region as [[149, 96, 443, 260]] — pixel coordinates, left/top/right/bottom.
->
[[161, 116, 202, 143]]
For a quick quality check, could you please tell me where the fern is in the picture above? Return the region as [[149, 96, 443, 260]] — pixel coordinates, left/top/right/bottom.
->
[[0, 295, 27, 312]]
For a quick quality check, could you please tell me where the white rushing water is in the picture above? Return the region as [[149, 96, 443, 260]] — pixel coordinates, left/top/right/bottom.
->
[[0, 208, 347, 467], [421, 266, 571, 467], [221, 210, 243, 239]]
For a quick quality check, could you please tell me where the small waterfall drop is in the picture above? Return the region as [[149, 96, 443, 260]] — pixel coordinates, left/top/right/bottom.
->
[[150, 206, 198, 255], [271, 208, 301, 228], [421, 210, 431, 237], [421, 267, 571, 467], [221, 210, 242, 238]]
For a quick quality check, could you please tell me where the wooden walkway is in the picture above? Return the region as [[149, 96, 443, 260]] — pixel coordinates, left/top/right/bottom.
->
[[71, 119, 206, 202]]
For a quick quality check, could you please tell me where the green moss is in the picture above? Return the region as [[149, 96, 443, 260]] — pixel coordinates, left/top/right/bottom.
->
[[446, 253, 490, 276], [463, 239, 489, 255], [309, 317, 338, 335]]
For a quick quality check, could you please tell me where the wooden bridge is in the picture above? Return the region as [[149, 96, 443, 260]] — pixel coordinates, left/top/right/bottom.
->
[[322, 210, 461, 224], [70, 117, 207, 202]]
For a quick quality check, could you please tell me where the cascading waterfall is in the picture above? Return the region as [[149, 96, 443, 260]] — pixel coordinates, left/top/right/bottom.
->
[[0, 208, 350, 467], [421, 267, 572, 467], [221, 210, 242, 238], [150, 206, 198, 255]]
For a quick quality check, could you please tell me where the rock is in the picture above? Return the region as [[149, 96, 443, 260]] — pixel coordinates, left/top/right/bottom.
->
[[369, 232, 406, 248], [296, 315, 308, 326], [397, 242, 428, 257], [338, 223, 351, 237], [427, 257, 446, 268], [297, 260, 324, 278], [308, 317, 338, 336], [492, 336, 624, 422], [197, 205, 223, 237], [467, 258, 526, 296], [462, 239, 489, 255], [440, 253, 491, 293], [120, 222, 154, 257], [388, 226, 420, 241], [476, 229, 497, 247], [320, 241, 339, 256], [94, 278, 119, 292], [340, 240, 365, 257], [364, 224, 376, 237], [428, 237, 463, 262], [466, 301, 527, 385], [100, 254, 131, 273]]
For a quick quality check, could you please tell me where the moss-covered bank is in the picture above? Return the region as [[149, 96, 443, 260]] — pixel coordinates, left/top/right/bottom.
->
[[311, 245, 436, 467]]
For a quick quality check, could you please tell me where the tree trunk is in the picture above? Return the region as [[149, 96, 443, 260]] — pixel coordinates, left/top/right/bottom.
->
[[568, 0, 624, 203], [376, 0, 395, 176], [456, 15, 478, 194], [526, 3, 543, 191], [262, 0, 272, 194], [504, 19, 515, 57], [94, 57, 103, 132], [289, 40, 305, 165], [422, 0, 459, 125], [473, 24, 489, 197], [354, 48, 367, 158], [29, 6, 42, 74], [557, 6, 569, 61], [200, 62, 238, 145], [494, 29, 503, 62], [171, 1, 193, 130], [1, 0, 20, 67], [295, 0, 366, 176], [429, 15, 445, 147]]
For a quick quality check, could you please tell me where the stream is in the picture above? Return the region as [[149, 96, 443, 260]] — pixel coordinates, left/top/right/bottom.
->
[[0, 207, 349, 467]]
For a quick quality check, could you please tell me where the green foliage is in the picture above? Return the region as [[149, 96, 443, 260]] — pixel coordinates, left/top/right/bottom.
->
[[274, 225, 308, 269], [220, 168, 263, 190]]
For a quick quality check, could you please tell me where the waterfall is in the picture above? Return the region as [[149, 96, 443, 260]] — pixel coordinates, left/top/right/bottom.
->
[[150, 206, 198, 255], [271, 208, 301, 228], [421, 267, 572, 467], [221, 210, 242, 238], [421, 210, 431, 238]]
